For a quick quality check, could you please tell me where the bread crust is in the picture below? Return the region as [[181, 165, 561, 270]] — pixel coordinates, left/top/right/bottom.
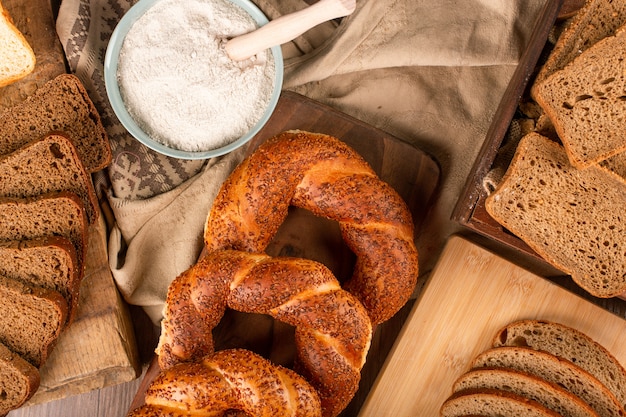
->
[[156, 250, 372, 417], [204, 130, 418, 325], [0, 342, 39, 415], [0, 236, 81, 325], [493, 319, 626, 410], [130, 349, 322, 417]]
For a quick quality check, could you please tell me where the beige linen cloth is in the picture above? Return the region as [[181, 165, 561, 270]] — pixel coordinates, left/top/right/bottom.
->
[[56, 0, 547, 323]]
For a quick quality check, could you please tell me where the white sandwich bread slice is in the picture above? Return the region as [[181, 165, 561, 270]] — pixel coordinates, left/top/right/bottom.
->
[[0, 0, 35, 87]]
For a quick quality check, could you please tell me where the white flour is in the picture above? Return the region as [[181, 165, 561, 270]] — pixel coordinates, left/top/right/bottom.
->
[[117, 0, 276, 152]]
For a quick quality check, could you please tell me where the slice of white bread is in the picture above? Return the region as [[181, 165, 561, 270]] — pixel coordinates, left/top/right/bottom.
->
[[0, 73, 112, 173], [0, 192, 88, 273], [440, 388, 562, 417], [485, 132, 626, 297], [0, 275, 67, 368], [531, 0, 626, 100], [533, 25, 626, 168], [493, 320, 626, 410], [0, 132, 99, 224], [472, 347, 625, 417], [0, 1, 35, 88], [0, 341, 39, 415], [452, 367, 599, 417], [0, 237, 81, 325]]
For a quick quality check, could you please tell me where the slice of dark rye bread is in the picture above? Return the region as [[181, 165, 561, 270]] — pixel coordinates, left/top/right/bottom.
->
[[0, 132, 98, 224], [0, 237, 81, 324], [533, 25, 626, 168], [452, 367, 599, 417], [485, 132, 626, 298], [0, 192, 88, 272], [0, 341, 39, 416], [531, 0, 626, 100], [493, 320, 626, 410], [0, 275, 67, 368], [0, 73, 111, 173], [472, 347, 625, 417], [440, 388, 562, 417]]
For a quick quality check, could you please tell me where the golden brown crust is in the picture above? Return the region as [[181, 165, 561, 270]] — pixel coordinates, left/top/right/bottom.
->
[[130, 349, 322, 417], [204, 130, 418, 325], [156, 250, 372, 417]]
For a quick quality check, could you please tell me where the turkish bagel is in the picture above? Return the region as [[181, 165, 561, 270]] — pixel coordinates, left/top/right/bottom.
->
[[204, 130, 419, 325]]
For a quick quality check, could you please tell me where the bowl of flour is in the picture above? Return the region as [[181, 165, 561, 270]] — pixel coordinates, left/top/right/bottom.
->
[[104, 0, 283, 159]]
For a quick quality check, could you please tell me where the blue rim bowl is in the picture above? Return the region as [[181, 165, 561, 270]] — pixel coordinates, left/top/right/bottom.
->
[[104, 0, 283, 160]]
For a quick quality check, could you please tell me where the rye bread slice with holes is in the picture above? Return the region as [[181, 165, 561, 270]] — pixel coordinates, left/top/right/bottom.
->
[[531, 0, 626, 101], [472, 347, 625, 417], [0, 132, 98, 224], [0, 341, 39, 415], [0, 237, 81, 325], [452, 367, 599, 417], [440, 388, 562, 417], [0, 275, 68, 368], [533, 25, 626, 168], [493, 320, 626, 410], [0, 73, 111, 172], [0, 192, 88, 275], [485, 132, 626, 298]]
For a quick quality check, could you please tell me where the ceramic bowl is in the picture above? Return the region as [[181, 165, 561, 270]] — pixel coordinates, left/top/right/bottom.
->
[[104, 0, 283, 160]]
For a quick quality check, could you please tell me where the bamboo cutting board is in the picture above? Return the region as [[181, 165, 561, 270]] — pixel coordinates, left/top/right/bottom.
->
[[359, 235, 626, 417]]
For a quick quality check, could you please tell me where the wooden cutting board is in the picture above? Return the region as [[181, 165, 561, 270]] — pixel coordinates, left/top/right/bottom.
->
[[359, 235, 626, 416], [1, 0, 141, 406], [127, 91, 440, 416]]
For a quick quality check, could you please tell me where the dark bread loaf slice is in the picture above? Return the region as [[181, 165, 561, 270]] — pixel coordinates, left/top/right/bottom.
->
[[452, 367, 599, 417], [440, 388, 562, 417], [0, 341, 39, 415], [531, 0, 626, 100], [472, 347, 625, 417], [0, 192, 88, 273], [0, 132, 99, 224], [533, 26, 626, 168], [0, 73, 111, 172], [485, 132, 626, 298], [0, 237, 81, 324], [494, 320, 626, 410], [0, 275, 68, 368]]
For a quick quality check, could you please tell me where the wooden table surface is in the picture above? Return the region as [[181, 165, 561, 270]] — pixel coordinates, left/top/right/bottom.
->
[[4, 0, 626, 416]]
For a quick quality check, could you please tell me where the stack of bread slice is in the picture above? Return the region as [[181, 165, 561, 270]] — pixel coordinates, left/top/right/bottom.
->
[[485, 0, 626, 298], [0, 73, 111, 414], [440, 319, 626, 417]]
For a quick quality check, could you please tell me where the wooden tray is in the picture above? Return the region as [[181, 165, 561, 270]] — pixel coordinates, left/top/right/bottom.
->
[[359, 235, 626, 416], [127, 90, 441, 416], [451, 0, 626, 306], [1, 0, 141, 406], [451, 0, 562, 260]]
